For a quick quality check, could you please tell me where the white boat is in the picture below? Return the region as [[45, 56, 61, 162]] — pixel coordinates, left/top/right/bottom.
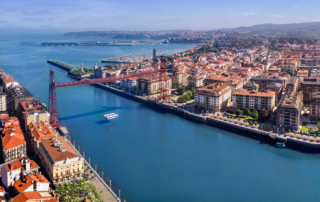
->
[[104, 113, 118, 120]]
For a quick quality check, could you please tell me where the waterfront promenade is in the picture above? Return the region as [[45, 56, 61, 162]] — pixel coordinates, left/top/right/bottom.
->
[[65, 136, 120, 201]]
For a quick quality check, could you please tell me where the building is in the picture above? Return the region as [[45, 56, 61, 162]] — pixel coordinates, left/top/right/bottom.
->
[[250, 76, 287, 91], [276, 92, 303, 130], [0, 74, 19, 90], [310, 92, 320, 121], [232, 89, 276, 111], [286, 77, 299, 94], [172, 72, 188, 88], [137, 74, 172, 97], [1, 158, 40, 189], [243, 81, 259, 91], [38, 136, 84, 185], [27, 121, 58, 155], [194, 83, 231, 112], [12, 191, 57, 202], [1, 117, 26, 162], [120, 77, 138, 91], [187, 74, 206, 88], [17, 100, 49, 132], [6, 86, 33, 115], [0, 92, 6, 113], [301, 77, 320, 103], [13, 174, 50, 194]]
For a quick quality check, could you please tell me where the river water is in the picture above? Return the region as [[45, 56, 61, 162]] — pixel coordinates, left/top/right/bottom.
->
[[0, 32, 319, 202]]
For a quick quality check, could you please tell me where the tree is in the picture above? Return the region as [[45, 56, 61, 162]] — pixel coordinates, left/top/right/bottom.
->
[[244, 108, 250, 116], [236, 109, 243, 116], [251, 110, 259, 119], [177, 86, 186, 95]]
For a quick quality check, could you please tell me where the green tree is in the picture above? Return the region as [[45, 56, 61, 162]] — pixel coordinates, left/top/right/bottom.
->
[[251, 110, 259, 119], [236, 109, 243, 116], [243, 108, 250, 116]]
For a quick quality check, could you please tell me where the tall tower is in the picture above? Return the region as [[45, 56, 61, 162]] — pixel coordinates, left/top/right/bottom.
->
[[153, 48, 157, 61]]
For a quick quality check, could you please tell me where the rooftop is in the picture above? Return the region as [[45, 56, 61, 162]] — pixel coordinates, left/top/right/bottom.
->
[[41, 136, 79, 162], [232, 89, 276, 98]]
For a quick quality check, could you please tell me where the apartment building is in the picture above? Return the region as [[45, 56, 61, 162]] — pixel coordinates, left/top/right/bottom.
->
[[310, 92, 320, 121], [137, 74, 172, 96], [232, 89, 276, 111], [1, 117, 27, 162], [17, 99, 49, 131], [276, 92, 303, 130], [38, 136, 84, 185]]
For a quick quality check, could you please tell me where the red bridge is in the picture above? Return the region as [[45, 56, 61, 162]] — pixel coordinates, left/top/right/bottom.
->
[[49, 59, 168, 127]]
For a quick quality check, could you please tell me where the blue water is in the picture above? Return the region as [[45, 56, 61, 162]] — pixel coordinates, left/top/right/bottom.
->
[[1, 32, 320, 202]]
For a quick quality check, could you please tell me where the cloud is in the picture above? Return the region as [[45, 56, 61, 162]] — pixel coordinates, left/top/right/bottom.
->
[[242, 12, 256, 17], [270, 14, 285, 18]]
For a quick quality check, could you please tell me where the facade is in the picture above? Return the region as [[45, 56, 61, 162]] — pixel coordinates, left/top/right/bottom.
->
[[1, 158, 39, 189], [120, 77, 138, 91], [276, 92, 303, 130], [137, 74, 172, 96], [1, 117, 26, 163], [172, 72, 188, 88], [187, 74, 205, 88], [194, 83, 231, 112], [310, 92, 320, 121], [0, 93, 6, 113], [6, 86, 33, 115], [17, 100, 49, 132], [38, 136, 84, 185], [232, 89, 276, 111], [301, 77, 320, 103]]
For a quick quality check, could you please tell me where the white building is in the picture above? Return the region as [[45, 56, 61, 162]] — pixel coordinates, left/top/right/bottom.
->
[[1, 158, 40, 189]]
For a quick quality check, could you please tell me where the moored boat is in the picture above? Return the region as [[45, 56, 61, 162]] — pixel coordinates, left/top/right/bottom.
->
[[275, 142, 286, 148]]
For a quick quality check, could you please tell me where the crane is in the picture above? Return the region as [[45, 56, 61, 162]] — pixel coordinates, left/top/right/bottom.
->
[[49, 59, 167, 128]]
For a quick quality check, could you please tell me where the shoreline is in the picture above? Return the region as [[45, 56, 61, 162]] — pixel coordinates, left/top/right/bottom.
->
[[48, 60, 320, 153]]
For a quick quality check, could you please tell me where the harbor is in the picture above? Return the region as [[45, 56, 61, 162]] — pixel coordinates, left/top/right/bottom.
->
[[101, 55, 147, 64]]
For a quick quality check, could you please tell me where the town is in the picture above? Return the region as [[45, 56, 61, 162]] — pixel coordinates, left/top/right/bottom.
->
[[2, 31, 320, 201], [84, 33, 320, 148]]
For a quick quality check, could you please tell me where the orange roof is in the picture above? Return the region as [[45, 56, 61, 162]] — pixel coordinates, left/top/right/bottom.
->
[[4, 158, 39, 172], [232, 89, 275, 98], [28, 121, 57, 142], [12, 191, 57, 202], [2, 126, 25, 150], [14, 174, 49, 193], [1, 75, 16, 84]]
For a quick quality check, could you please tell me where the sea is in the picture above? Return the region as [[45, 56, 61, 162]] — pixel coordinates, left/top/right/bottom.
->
[[0, 31, 319, 202]]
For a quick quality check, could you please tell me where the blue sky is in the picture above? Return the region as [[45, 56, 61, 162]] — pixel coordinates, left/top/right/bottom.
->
[[1, 0, 320, 31]]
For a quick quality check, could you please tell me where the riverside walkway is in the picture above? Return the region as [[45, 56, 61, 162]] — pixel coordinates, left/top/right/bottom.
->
[[65, 137, 120, 201]]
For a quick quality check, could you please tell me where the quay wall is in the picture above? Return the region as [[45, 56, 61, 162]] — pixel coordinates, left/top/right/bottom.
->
[[51, 63, 320, 153]]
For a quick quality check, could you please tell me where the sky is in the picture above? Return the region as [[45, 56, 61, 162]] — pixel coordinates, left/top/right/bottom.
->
[[1, 0, 320, 32]]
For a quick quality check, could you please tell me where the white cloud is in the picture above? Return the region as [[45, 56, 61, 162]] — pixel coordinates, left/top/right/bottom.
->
[[242, 12, 256, 17], [270, 14, 285, 18]]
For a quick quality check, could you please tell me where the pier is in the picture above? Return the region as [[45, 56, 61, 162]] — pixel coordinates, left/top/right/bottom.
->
[[47, 59, 77, 71]]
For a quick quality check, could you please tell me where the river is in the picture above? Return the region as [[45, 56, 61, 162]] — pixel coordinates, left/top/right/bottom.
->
[[0, 32, 319, 202]]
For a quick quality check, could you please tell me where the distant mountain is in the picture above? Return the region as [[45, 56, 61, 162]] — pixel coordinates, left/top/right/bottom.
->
[[230, 21, 320, 36]]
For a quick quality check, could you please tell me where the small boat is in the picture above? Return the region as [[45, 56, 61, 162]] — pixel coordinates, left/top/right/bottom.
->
[[104, 113, 118, 120], [275, 142, 286, 148]]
